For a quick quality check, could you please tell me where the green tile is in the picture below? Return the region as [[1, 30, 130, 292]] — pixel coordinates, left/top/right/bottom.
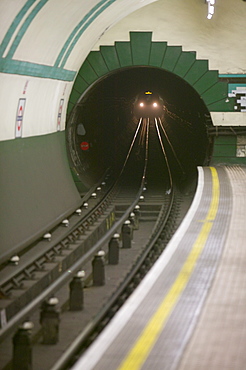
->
[[213, 144, 236, 156], [184, 60, 208, 85], [161, 46, 182, 71], [202, 82, 228, 105], [193, 70, 219, 94], [69, 90, 81, 104], [214, 136, 236, 144], [67, 102, 74, 116], [100, 46, 120, 70], [149, 42, 167, 67], [173, 51, 196, 77], [115, 42, 132, 67], [87, 51, 109, 76], [78, 60, 98, 84], [73, 74, 89, 94], [130, 32, 152, 65], [208, 98, 235, 112]]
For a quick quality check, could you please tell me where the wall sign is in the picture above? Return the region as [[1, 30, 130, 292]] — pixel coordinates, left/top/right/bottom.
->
[[229, 85, 246, 112], [80, 141, 89, 150], [57, 99, 64, 131], [237, 136, 246, 157], [15, 98, 26, 138]]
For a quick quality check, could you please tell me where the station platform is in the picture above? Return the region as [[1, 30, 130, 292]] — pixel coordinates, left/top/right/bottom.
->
[[72, 165, 246, 370]]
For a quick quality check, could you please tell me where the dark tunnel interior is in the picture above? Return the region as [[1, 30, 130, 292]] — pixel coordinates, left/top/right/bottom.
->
[[67, 67, 212, 189]]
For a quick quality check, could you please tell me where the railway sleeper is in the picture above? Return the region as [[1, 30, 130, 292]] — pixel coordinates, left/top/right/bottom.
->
[[23, 266, 36, 280]]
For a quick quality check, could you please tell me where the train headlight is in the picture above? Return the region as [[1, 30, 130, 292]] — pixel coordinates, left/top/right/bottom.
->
[[139, 102, 144, 107], [153, 102, 158, 107]]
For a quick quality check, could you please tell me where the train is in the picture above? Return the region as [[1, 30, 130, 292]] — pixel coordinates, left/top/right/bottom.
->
[[133, 91, 164, 119]]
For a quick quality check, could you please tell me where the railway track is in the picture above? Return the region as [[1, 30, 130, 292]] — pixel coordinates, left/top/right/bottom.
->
[[0, 117, 195, 369]]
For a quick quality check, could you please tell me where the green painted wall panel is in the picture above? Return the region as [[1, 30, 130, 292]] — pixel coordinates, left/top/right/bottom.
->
[[79, 60, 98, 84], [211, 156, 246, 165], [193, 70, 219, 94], [0, 132, 81, 263], [208, 98, 235, 112], [201, 81, 227, 105], [73, 74, 89, 94], [130, 31, 152, 65], [100, 46, 120, 70], [115, 42, 132, 67], [209, 136, 246, 165], [184, 60, 208, 85], [213, 144, 236, 156], [149, 42, 167, 67], [69, 90, 81, 104], [67, 102, 74, 116], [161, 46, 182, 71], [87, 51, 109, 76], [213, 136, 236, 144], [173, 51, 196, 77]]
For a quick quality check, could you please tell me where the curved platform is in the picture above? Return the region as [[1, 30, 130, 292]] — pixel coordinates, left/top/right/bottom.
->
[[72, 165, 246, 370]]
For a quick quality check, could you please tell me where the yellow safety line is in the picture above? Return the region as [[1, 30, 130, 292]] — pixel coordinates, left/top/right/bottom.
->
[[117, 167, 220, 370]]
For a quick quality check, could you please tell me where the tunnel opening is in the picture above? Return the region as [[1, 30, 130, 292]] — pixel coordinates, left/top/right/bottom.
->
[[66, 66, 212, 190]]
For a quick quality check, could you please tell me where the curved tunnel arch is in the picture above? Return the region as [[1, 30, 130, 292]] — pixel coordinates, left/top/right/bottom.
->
[[67, 65, 210, 188], [68, 32, 229, 115], [66, 32, 230, 190]]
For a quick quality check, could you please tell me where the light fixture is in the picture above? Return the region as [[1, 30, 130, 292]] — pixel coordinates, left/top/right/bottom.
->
[[97, 250, 105, 257], [21, 321, 34, 330], [76, 270, 85, 278], [9, 255, 20, 265], [75, 208, 82, 216], [43, 232, 52, 241], [206, 0, 216, 19], [48, 297, 59, 305], [62, 219, 69, 227]]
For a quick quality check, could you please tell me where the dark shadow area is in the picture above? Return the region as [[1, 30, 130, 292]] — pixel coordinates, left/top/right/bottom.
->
[[67, 67, 212, 187]]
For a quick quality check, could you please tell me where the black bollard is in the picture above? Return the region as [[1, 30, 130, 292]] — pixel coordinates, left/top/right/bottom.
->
[[92, 250, 105, 286], [108, 233, 120, 265], [69, 270, 85, 311], [134, 205, 140, 230], [121, 220, 132, 249], [12, 321, 33, 370], [40, 297, 60, 344], [9, 255, 20, 266]]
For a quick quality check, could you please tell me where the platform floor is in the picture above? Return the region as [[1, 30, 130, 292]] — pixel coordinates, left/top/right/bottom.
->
[[72, 165, 246, 370]]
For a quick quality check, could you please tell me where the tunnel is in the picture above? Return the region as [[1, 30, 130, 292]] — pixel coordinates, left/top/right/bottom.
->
[[1, 0, 245, 263], [66, 66, 212, 189]]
